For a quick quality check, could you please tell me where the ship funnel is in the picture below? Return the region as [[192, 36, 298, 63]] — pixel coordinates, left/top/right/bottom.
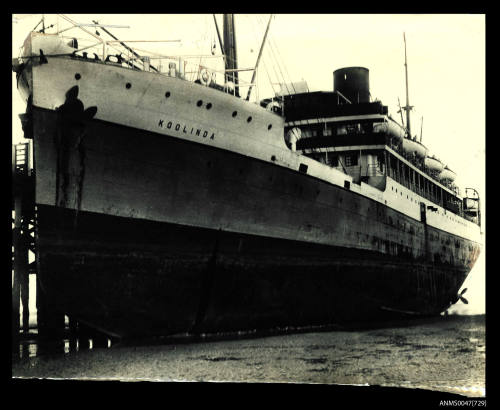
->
[[333, 67, 370, 104]]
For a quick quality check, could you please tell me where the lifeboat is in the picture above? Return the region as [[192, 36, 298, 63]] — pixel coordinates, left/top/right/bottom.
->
[[424, 156, 444, 173], [440, 166, 456, 183], [373, 120, 405, 142], [402, 137, 428, 158]]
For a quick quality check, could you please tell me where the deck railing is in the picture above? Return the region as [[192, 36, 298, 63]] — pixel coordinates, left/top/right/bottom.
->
[[23, 14, 261, 100]]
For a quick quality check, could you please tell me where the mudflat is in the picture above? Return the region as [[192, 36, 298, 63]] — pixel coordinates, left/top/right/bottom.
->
[[12, 314, 485, 397]]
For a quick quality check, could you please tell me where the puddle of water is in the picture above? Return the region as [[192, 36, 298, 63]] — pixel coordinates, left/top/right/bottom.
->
[[14, 334, 114, 361]]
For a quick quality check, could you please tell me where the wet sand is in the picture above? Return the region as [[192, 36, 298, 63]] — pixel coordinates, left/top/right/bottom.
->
[[12, 314, 485, 397]]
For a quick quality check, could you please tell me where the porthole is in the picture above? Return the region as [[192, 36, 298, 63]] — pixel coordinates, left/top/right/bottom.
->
[[247, 116, 253, 123], [206, 103, 212, 110], [75, 73, 81, 80], [197, 100, 203, 107], [165, 91, 171, 98], [268, 124, 272, 130], [271, 155, 276, 161], [126, 82, 132, 89], [232, 111, 238, 117]]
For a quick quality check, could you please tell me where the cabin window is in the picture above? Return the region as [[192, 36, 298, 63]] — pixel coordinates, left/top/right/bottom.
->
[[361, 122, 373, 133], [337, 126, 347, 135], [346, 123, 360, 134], [302, 129, 312, 138]]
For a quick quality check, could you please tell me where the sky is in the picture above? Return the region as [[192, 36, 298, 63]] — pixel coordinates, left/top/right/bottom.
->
[[12, 14, 485, 314]]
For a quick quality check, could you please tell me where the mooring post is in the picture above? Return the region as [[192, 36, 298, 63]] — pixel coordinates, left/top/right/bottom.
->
[[68, 316, 78, 352], [12, 196, 22, 344], [77, 322, 91, 350], [20, 224, 30, 335], [36, 273, 66, 353]]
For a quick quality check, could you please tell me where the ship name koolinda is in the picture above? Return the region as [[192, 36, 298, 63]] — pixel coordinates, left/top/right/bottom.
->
[[158, 118, 216, 140]]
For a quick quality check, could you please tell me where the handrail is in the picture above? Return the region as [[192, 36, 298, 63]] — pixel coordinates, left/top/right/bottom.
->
[[57, 14, 107, 57], [25, 14, 265, 101]]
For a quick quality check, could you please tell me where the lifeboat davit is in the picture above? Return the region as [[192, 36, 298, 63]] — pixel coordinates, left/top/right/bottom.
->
[[424, 156, 444, 173], [402, 137, 428, 158], [440, 166, 456, 183]]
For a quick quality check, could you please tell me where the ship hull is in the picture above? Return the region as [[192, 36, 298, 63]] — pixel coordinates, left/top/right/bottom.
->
[[30, 102, 478, 338], [37, 204, 467, 338]]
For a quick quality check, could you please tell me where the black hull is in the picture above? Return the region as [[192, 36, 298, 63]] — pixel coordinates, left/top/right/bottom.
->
[[37, 204, 466, 338]]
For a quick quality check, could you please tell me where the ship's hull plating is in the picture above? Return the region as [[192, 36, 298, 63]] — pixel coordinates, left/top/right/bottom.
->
[[37, 204, 467, 338], [29, 101, 479, 338]]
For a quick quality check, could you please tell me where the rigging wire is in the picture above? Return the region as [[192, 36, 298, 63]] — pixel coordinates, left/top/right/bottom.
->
[[245, 15, 277, 99], [256, 15, 295, 97], [262, 16, 298, 95], [257, 15, 315, 130], [256, 22, 287, 96]]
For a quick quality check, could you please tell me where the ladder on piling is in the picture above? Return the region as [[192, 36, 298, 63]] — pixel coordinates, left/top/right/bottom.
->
[[12, 142, 36, 340], [13, 143, 30, 175]]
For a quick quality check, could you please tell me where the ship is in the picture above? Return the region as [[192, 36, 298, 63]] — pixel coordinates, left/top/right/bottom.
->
[[12, 14, 482, 339]]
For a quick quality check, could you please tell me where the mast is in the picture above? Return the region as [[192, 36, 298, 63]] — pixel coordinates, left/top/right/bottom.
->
[[92, 20, 159, 73], [223, 14, 239, 96], [397, 97, 405, 128], [213, 14, 225, 58], [420, 116, 423, 142], [402, 32, 413, 138]]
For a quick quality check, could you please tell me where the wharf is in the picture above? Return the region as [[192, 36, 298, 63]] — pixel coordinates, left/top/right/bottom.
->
[[12, 141, 111, 355]]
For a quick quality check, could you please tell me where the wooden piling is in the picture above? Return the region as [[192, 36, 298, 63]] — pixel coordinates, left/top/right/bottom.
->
[[20, 226, 30, 335], [12, 197, 22, 344], [77, 322, 92, 350], [68, 316, 78, 352], [13, 143, 32, 341], [36, 273, 66, 353]]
